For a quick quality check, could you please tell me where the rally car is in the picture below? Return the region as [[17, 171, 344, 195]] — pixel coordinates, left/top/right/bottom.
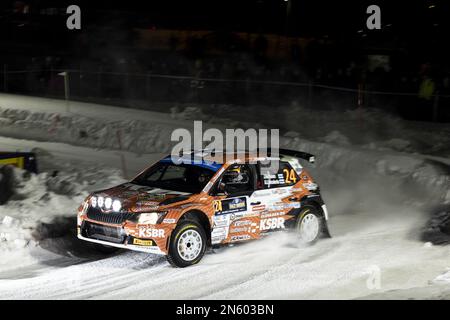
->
[[77, 149, 330, 267]]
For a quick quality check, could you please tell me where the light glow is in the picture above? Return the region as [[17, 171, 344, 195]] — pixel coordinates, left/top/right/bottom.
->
[[138, 212, 159, 225], [105, 197, 112, 209], [97, 196, 104, 208], [112, 199, 122, 212]]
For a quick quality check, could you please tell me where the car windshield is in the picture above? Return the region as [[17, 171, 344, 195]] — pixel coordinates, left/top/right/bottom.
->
[[132, 160, 219, 193]]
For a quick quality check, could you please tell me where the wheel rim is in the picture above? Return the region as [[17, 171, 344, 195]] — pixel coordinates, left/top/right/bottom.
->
[[298, 213, 320, 242], [177, 229, 203, 261]]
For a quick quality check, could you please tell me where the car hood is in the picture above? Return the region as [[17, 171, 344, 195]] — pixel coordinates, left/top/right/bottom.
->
[[92, 183, 192, 212]]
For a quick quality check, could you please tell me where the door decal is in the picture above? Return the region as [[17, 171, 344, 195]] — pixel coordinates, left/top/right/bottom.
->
[[213, 197, 247, 215]]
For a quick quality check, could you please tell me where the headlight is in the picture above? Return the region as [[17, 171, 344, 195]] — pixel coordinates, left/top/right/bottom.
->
[[138, 212, 159, 224], [97, 196, 104, 208], [136, 212, 167, 225], [112, 199, 122, 212], [90, 196, 97, 208], [105, 197, 112, 210]]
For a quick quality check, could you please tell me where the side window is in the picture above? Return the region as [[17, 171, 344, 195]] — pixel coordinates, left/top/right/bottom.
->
[[144, 165, 166, 182], [217, 164, 255, 195], [163, 165, 186, 181], [258, 161, 299, 189]]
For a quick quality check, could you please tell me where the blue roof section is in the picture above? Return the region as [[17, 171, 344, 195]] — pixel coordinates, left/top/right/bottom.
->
[[160, 156, 223, 172]]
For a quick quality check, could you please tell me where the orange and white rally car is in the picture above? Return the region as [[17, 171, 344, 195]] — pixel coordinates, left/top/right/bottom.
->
[[77, 149, 330, 267]]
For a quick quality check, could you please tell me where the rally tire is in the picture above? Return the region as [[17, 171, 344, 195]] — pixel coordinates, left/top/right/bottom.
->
[[295, 205, 324, 245], [167, 220, 207, 268]]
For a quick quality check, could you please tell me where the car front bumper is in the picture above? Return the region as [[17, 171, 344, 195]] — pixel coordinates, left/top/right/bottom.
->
[[77, 220, 168, 255], [77, 233, 166, 255]]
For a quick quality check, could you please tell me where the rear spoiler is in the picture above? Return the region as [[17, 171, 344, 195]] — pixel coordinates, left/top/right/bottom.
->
[[278, 148, 315, 164], [253, 148, 316, 164]]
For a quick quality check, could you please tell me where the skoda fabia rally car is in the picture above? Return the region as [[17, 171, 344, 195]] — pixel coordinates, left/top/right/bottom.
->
[[77, 149, 330, 267]]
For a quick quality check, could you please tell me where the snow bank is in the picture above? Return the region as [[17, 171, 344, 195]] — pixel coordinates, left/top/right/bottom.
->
[[1, 94, 449, 158], [201, 102, 450, 158], [0, 161, 124, 257], [0, 167, 82, 251], [0, 106, 175, 154], [282, 134, 450, 211]]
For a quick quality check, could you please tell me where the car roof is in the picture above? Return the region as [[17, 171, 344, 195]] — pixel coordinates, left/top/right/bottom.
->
[[164, 151, 280, 166], [160, 156, 223, 171]]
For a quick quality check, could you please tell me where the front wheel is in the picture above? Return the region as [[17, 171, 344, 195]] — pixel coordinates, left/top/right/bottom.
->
[[167, 220, 207, 267], [295, 206, 324, 244]]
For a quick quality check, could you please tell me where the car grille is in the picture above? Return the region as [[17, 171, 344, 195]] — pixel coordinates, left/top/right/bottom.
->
[[86, 207, 134, 224], [82, 221, 125, 243]]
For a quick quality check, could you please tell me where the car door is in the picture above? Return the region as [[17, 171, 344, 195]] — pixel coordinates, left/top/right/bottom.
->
[[250, 160, 301, 236], [210, 163, 259, 244]]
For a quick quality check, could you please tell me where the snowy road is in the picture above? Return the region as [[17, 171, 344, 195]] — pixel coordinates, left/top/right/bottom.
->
[[0, 200, 449, 299]]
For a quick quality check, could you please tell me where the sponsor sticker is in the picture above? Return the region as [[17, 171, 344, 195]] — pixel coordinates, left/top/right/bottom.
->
[[263, 173, 286, 186], [268, 202, 300, 211], [303, 182, 318, 191], [211, 226, 228, 244], [140, 194, 166, 201], [230, 227, 249, 233], [251, 204, 266, 212], [133, 238, 153, 246], [213, 214, 231, 227], [138, 227, 165, 238], [261, 211, 286, 219], [136, 201, 159, 207], [230, 235, 251, 242], [252, 190, 272, 197], [260, 217, 285, 231], [233, 220, 252, 227], [272, 188, 287, 195], [213, 197, 247, 215]]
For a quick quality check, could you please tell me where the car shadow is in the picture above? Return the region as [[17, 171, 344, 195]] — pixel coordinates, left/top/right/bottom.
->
[[421, 205, 450, 245], [33, 216, 119, 261], [32, 216, 168, 271]]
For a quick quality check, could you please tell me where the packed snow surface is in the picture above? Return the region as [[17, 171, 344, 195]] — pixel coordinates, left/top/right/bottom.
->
[[0, 94, 449, 299]]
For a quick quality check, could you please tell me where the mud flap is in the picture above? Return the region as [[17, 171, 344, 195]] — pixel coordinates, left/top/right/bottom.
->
[[322, 220, 332, 238]]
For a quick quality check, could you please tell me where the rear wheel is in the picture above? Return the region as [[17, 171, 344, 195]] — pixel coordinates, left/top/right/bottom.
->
[[167, 220, 206, 267], [295, 206, 323, 244]]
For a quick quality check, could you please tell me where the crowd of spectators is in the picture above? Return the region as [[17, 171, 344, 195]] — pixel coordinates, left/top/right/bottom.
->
[[2, 35, 450, 121]]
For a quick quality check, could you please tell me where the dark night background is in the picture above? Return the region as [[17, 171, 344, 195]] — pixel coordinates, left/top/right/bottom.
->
[[1, 0, 449, 121]]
